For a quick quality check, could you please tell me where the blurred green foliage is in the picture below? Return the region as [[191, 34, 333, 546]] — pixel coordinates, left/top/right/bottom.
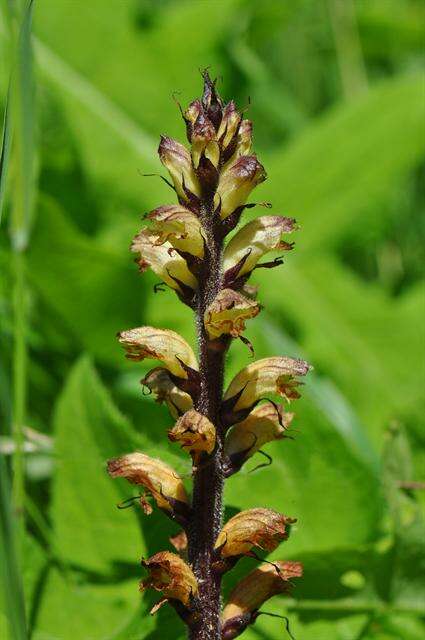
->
[[0, 1, 424, 639]]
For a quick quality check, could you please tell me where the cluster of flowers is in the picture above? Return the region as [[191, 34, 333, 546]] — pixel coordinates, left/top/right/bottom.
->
[[107, 72, 310, 639]]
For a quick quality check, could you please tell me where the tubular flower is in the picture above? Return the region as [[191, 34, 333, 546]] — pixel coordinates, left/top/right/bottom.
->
[[223, 216, 297, 280], [158, 135, 201, 202], [214, 508, 294, 559], [117, 327, 198, 379], [131, 227, 197, 295], [142, 367, 193, 419], [168, 409, 216, 463], [140, 551, 198, 612], [222, 356, 311, 423], [204, 288, 260, 339], [221, 562, 303, 639], [107, 453, 189, 519], [214, 155, 267, 220], [224, 403, 293, 474], [147, 205, 205, 258]]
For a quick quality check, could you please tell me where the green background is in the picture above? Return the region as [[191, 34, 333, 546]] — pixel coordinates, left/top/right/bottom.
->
[[1, 1, 424, 639]]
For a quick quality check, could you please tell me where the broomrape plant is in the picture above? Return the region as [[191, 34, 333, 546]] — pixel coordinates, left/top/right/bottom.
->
[[107, 72, 311, 640]]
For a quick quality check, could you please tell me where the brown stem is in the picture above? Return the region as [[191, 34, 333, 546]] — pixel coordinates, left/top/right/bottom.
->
[[188, 206, 225, 640]]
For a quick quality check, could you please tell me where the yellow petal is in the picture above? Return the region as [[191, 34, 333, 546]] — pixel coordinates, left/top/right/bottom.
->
[[224, 356, 310, 411], [214, 508, 293, 558], [217, 101, 241, 151], [142, 367, 193, 419], [214, 155, 266, 220], [222, 561, 302, 634], [225, 403, 293, 461], [147, 205, 205, 258], [190, 113, 216, 169], [223, 216, 296, 277], [131, 228, 197, 293], [107, 452, 189, 513], [158, 135, 201, 201], [140, 551, 198, 607], [204, 289, 260, 339], [117, 326, 198, 378], [168, 409, 216, 461]]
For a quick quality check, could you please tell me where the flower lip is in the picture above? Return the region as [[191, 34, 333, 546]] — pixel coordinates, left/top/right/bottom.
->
[[204, 288, 260, 339], [140, 550, 198, 609], [168, 409, 216, 463]]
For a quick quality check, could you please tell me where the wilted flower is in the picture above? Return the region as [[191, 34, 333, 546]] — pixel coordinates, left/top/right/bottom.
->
[[214, 508, 294, 559], [142, 367, 193, 419], [224, 403, 293, 474], [147, 205, 206, 258], [168, 409, 216, 464], [214, 155, 267, 219], [131, 227, 197, 295], [204, 288, 260, 339], [140, 551, 198, 611], [107, 452, 189, 519], [158, 135, 201, 202], [223, 216, 296, 280], [118, 327, 198, 378], [222, 356, 310, 423], [222, 561, 303, 639]]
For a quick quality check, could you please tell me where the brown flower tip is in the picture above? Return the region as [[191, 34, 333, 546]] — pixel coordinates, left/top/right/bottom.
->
[[222, 561, 303, 639], [140, 551, 198, 611], [142, 367, 193, 419], [107, 452, 189, 518], [224, 403, 293, 474], [214, 508, 295, 559], [204, 288, 260, 340], [222, 356, 311, 423], [168, 409, 216, 464], [158, 135, 201, 202], [117, 326, 198, 379], [214, 155, 267, 220]]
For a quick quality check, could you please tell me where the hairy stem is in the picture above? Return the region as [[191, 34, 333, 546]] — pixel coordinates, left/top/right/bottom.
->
[[188, 208, 225, 640]]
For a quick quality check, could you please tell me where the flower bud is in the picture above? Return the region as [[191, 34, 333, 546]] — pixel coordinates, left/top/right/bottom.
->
[[223, 216, 296, 278], [147, 205, 205, 258], [223, 356, 310, 416], [158, 135, 201, 201], [131, 228, 197, 294], [201, 71, 223, 129], [184, 99, 203, 132], [225, 403, 293, 471], [214, 155, 267, 220], [191, 113, 218, 169], [142, 367, 193, 419], [204, 288, 260, 339], [214, 508, 294, 558], [235, 119, 253, 157], [222, 561, 303, 639], [217, 101, 241, 151], [118, 327, 198, 379], [107, 452, 189, 516], [168, 409, 216, 463], [140, 551, 198, 610]]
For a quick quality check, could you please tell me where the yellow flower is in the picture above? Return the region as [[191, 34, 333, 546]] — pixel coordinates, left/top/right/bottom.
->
[[118, 326, 198, 378], [217, 101, 241, 152], [158, 135, 201, 201], [204, 289, 260, 339], [214, 155, 266, 220], [142, 367, 193, 419], [168, 409, 216, 463], [147, 205, 205, 258], [140, 551, 198, 611], [107, 452, 188, 516], [214, 508, 294, 558]]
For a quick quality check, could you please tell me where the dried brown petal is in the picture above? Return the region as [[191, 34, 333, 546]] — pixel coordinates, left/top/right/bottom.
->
[[140, 551, 198, 609], [222, 561, 302, 638], [142, 367, 193, 419], [158, 135, 201, 201], [147, 205, 205, 258], [223, 216, 296, 278], [107, 452, 188, 514], [118, 327, 198, 378], [223, 356, 311, 413], [225, 403, 293, 466], [214, 155, 266, 220], [204, 289, 260, 339], [131, 228, 197, 293], [214, 508, 294, 558], [169, 409, 216, 463]]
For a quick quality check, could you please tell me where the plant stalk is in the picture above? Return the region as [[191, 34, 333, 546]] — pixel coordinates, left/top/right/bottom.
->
[[188, 205, 225, 640]]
